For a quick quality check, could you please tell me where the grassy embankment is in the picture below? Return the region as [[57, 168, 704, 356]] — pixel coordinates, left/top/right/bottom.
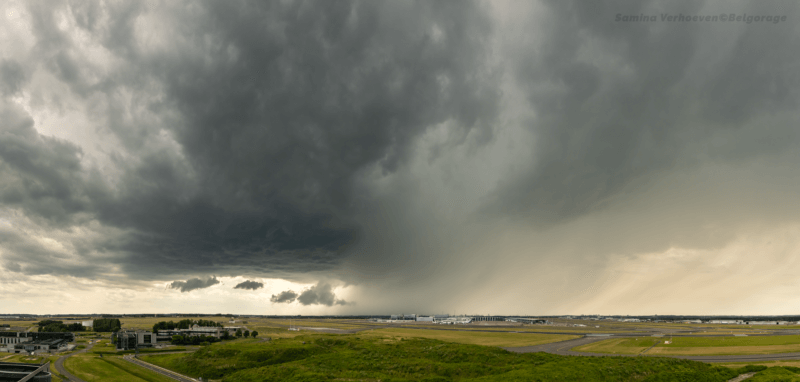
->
[[64, 353, 176, 382], [141, 334, 760, 381], [575, 335, 800, 355]]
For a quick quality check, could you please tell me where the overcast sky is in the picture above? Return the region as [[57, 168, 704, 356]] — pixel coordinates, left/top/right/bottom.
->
[[2, 0, 800, 316]]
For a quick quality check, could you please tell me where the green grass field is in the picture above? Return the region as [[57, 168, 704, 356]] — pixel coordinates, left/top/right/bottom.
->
[[360, 327, 579, 347], [64, 354, 176, 382], [139, 333, 763, 381], [747, 366, 800, 381], [574, 335, 800, 356]]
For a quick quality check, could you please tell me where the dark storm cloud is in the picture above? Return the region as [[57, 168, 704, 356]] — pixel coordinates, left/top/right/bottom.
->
[[0, 227, 100, 278], [484, 0, 800, 226], [297, 282, 347, 306], [0, 101, 104, 228], [270, 290, 299, 304], [233, 280, 264, 290], [0, 60, 26, 97], [169, 276, 220, 292], [0, 0, 499, 280]]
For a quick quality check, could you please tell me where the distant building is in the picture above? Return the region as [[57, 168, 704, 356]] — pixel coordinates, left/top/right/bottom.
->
[[14, 339, 69, 354], [0, 332, 31, 347], [1, 332, 74, 353], [116, 330, 157, 350], [416, 316, 434, 322], [437, 317, 473, 324], [81, 321, 93, 328], [157, 325, 230, 341]]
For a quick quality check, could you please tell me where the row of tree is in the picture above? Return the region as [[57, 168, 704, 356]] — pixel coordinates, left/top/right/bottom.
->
[[37, 320, 84, 332], [168, 329, 258, 345], [233, 329, 258, 339], [152, 319, 223, 332], [170, 334, 220, 346]]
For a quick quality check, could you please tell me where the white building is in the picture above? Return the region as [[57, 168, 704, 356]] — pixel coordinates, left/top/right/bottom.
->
[[438, 317, 473, 324]]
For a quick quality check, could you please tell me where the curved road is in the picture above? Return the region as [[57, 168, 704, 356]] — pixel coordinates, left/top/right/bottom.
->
[[54, 342, 95, 382], [505, 336, 800, 362]]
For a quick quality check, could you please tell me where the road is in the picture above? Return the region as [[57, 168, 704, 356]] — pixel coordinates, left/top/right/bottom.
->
[[123, 354, 197, 382], [505, 335, 800, 362], [54, 342, 95, 382]]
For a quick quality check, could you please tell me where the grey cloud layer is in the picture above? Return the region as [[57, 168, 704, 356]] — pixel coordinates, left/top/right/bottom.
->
[[485, 0, 800, 226], [2, 0, 800, 315], [0, 0, 498, 281]]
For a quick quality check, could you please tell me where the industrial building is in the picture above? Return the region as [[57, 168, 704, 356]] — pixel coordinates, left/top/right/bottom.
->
[[13, 339, 69, 354], [0, 361, 51, 382], [115, 330, 157, 350], [0, 333, 30, 346], [1, 333, 74, 354]]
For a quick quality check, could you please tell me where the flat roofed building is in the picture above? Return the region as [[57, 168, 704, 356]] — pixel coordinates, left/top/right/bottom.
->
[[116, 330, 157, 350], [0, 333, 31, 346], [157, 325, 226, 340], [14, 339, 68, 354], [1, 333, 73, 352]]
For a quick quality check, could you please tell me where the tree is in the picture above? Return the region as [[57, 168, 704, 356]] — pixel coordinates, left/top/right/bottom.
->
[[244, 330, 250, 338], [235, 329, 242, 338], [251, 331, 258, 339], [93, 319, 121, 332]]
